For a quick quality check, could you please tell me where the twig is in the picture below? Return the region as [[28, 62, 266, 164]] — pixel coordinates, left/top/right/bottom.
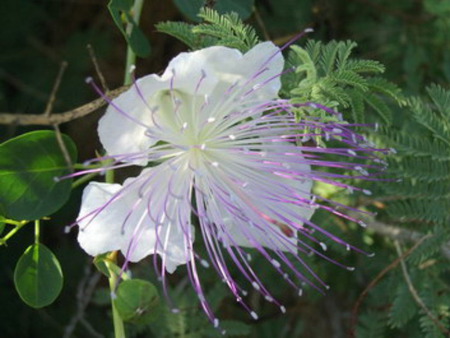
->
[[87, 44, 109, 92], [64, 264, 103, 338], [0, 85, 128, 125], [41, 61, 74, 169], [349, 211, 450, 260], [349, 234, 431, 337], [54, 124, 74, 169], [394, 241, 450, 336], [44, 61, 68, 116]]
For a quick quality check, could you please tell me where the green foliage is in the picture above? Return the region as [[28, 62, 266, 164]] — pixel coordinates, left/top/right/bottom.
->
[[286, 40, 405, 124], [0, 130, 77, 221], [114, 279, 160, 324], [356, 310, 387, 338], [347, 0, 450, 93], [382, 85, 450, 225], [1, 1, 450, 337], [127, 281, 251, 338], [14, 243, 63, 308], [388, 283, 417, 328], [363, 84, 450, 336], [0, 216, 5, 236], [157, 8, 260, 52], [108, 0, 151, 57]]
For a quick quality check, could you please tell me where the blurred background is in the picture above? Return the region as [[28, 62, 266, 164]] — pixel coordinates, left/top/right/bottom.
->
[[0, 0, 449, 337]]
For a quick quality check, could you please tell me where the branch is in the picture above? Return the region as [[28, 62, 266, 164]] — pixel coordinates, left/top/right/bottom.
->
[[395, 241, 450, 336], [350, 212, 450, 260], [0, 86, 128, 126]]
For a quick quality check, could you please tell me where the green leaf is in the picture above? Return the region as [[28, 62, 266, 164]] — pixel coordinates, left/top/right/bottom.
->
[[93, 253, 113, 277], [356, 310, 387, 338], [389, 285, 417, 328], [114, 279, 160, 324], [14, 243, 63, 308], [108, 0, 151, 57], [156, 21, 199, 49], [364, 93, 392, 124], [0, 130, 77, 221]]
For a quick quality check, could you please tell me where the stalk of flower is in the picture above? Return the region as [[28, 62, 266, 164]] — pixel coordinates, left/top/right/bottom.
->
[[64, 40, 389, 328]]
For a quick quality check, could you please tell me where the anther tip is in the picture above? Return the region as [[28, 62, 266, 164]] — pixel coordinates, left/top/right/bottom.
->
[[250, 311, 259, 320], [85, 76, 93, 84]]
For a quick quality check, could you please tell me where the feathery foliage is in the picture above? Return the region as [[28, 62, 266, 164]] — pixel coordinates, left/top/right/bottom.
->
[[284, 40, 405, 124], [156, 8, 259, 52], [382, 85, 450, 225], [359, 85, 450, 337]]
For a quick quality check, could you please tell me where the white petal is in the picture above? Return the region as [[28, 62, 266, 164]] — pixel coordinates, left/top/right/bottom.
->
[[98, 74, 168, 166], [77, 164, 194, 272], [77, 182, 129, 256], [161, 46, 242, 96], [236, 41, 284, 99]]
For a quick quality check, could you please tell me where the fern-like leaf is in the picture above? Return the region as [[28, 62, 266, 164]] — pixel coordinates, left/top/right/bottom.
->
[[156, 21, 199, 49], [156, 8, 259, 52], [389, 284, 417, 328], [194, 8, 259, 52], [288, 40, 400, 124], [356, 311, 387, 338]]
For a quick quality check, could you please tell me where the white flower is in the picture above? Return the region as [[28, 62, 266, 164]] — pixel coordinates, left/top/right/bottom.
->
[[75, 41, 386, 322]]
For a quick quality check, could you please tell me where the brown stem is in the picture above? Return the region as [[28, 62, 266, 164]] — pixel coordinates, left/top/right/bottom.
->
[[0, 86, 128, 126]]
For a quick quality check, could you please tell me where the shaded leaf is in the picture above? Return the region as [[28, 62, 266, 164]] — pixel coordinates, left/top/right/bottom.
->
[[14, 243, 63, 308], [108, 0, 151, 57], [114, 279, 160, 324], [0, 130, 77, 220]]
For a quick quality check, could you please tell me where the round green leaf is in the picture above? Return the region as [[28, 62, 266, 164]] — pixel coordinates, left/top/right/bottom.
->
[[114, 279, 160, 324], [14, 243, 63, 308], [0, 130, 77, 220]]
